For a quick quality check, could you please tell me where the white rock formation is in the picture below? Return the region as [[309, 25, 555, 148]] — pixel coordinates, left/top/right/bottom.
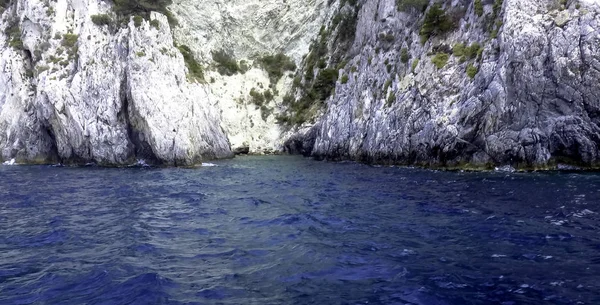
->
[[287, 0, 600, 169], [0, 0, 235, 165], [171, 0, 331, 154], [0, 0, 331, 163]]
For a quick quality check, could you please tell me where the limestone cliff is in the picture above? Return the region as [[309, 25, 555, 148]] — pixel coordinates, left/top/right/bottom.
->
[[0, 0, 237, 165], [1, 0, 600, 168], [285, 0, 600, 169]]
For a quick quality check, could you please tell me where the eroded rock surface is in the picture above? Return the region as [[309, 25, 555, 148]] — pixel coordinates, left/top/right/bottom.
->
[[289, 0, 600, 169]]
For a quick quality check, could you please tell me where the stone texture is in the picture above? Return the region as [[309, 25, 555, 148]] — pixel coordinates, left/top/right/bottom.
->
[[2, 0, 600, 168], [294, 0, 600, 169], [0, 0, 232, 165]]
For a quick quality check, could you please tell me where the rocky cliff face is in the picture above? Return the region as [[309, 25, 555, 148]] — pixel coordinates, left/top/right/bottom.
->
[[0, 0, 326, 165], [0, 0, 236, 165], [2, 0, 600, 168], [285, 0, 600, 169], [168, 0, 329, 154]]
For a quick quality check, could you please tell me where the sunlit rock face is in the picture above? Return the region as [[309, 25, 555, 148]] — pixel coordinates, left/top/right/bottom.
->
[[289, 0, 600, 169], [170, 0, 330, 154], [2, 0, 600, 168]]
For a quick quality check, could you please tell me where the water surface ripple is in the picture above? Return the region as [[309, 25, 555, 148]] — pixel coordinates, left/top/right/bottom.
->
[[1, 156, 599, 304]]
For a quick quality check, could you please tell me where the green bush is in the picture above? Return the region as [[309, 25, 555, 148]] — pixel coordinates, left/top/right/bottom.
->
[[249, 88, 265, 106], [5, 23, 23, 50], [453, 43, 465, 57], [133, 15, 144, 27], [341, 74, 349, 84], [150, 19, 160, 29], [493, 0, 503, 16], [419, 4, 454, 43], [212, 49, 239, 76], [466, 63, 478, 78], [257, 53, 296, 82], [61, 33, 79, 60], [177, 44, 204, 81], [383, 79, 392, 93], [387, 91, 396, 107], [474, 0, 483, 16], [411, 58, 419, 72], [400, 48, 410, 63], [431, 53, 449, 69], [466, 42, 482, 59], [313, 68, 339, 100], [263, 89, 274, 101], [335, 11, 358, 45], [61, 33, 78, 48], [91, 14, 112, 26]]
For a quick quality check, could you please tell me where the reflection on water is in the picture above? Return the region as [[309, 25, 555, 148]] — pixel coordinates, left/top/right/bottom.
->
[[1, 155, 599, 304]]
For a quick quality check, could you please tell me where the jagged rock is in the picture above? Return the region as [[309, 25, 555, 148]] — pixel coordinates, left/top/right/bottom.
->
[[0, 0, 232, 165], [295, 0, 600, 169], [1, 0, 600, 169]]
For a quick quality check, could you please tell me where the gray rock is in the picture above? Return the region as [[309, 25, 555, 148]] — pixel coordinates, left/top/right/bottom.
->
[[292, 0, 600, 169], [0, 3, 232, 165]]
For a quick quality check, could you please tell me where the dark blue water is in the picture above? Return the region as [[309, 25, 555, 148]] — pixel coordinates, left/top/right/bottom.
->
[[1, 156, 599, 305]]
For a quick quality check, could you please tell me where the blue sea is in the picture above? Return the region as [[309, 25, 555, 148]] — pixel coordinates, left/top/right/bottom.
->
[[0, 155, 599, 304]]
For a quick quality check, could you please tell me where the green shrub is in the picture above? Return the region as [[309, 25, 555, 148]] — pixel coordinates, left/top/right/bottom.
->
[[150, 19, 160, 29], [249, 88, 265, 106], [133, 15, 144, 27], [453, 43, 465, 57], [411, 58, 419, 72], [212, 49, 239, 76], [474, 0, 483, 16], [313, 68, 338, 100], [61, 34, 79, 60], [91, 14, 112, 26], [177, 44, 204, 81], [336, 60, 348, 70], [263, 89, 274, 101], [386, 91, 396, 107], [493, 0, 503, 16], [400, 48, 410, 63], [419, 3, 454, 43], [36, 65, 50, 75], [257, 53, 296, 82], [431, 53, 449, 69], [341, 74, 349, 84], [136, 51, 145, 57], [282, 94, 294, 105], [466, 42, 482, 59], [335, 11, 358, 45], [383, 79, 392, 93], [466, 63, 478, 78], [5, 23, 23, 50]]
